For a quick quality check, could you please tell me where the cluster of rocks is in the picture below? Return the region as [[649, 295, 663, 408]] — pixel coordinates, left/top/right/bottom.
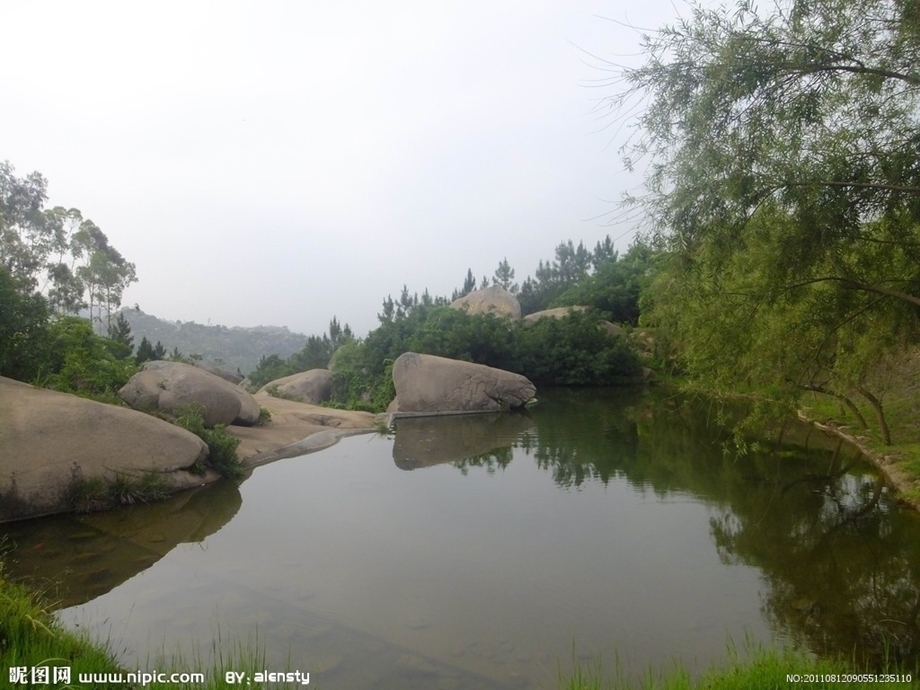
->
[[0, 361, 266, 523], [8, 286, 648, 523], [0, 376, 211, 523]]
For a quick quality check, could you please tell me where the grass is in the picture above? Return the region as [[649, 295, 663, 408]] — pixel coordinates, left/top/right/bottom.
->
[[561, 642, 916, 690], [173, 404, 245, 480], [0, 552, 124, 680], [69, 472, 172, 513], [0, 549, 281, 689]]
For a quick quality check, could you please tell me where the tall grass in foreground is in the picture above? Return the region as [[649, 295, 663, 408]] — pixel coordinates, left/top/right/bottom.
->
[[560, 642, 917, 690], [1, 551, 279, 689]]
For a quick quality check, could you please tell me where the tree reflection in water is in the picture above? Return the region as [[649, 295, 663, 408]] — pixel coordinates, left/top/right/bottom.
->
[[413, 387, 920, 668]]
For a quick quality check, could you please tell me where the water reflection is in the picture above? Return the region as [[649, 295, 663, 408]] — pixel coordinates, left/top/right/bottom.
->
[[389, 388, 920, 667], [2, 479, 241, 608], [3, 387, 920, 680], [525, 389, 920, 666], [392, 413, 534, 471]]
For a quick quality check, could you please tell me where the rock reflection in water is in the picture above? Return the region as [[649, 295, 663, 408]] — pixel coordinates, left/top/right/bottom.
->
[[391, 413, 535, 471], [5, 387, 920, 684], [1, 479, 242, 608]]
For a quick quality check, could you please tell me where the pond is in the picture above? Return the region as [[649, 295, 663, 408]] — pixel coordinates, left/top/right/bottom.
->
[[3, 388, 920, 689]]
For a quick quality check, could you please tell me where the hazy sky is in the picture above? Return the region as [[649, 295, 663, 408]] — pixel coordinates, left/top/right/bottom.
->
[[3, 1, 689, 337]]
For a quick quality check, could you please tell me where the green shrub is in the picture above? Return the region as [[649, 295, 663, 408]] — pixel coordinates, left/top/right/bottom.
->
[[257, 406, 272, 425], [174, 405, 244, 479], [0, 267, 51, 382], [70, 472, 172, 513], [39, 317, 138, 400]]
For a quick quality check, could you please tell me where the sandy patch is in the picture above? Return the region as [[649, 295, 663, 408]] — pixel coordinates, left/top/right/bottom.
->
[[227, 392, 378, 467]]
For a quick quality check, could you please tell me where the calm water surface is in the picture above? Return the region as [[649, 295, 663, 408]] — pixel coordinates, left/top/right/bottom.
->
[[4, 388, 920, 688]]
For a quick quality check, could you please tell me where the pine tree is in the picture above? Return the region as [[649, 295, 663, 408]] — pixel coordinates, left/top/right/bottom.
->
[[107, 312, 134, 359]]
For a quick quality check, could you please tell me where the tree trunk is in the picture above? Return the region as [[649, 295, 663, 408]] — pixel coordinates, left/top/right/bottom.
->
[[856, 386, 892, 445], [800, 384, 869, 429]]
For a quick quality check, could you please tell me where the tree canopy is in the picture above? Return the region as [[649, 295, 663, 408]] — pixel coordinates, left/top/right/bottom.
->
[[618, 0, 920, 281], [0, 161, 137, 327], [616, 0, 920, 442]]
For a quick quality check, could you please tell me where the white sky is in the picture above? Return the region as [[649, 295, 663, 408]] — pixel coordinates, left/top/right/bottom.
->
[[2, 1, 689, 337]]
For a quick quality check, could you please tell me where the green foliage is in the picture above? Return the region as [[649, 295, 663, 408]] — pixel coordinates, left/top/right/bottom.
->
[[516, 311, 641, 385], [0, 554, 123, 674], [493, 256, 518, 293], [554, 241, 656, 325], [240, 233, 648, 413], [611, 0, 920, 444], [106, 311, 134, 359], [135, 335, 167, 364], [1, 162, 137, 325], [174, 405, 244, 479], [38, 316, 138, 401], [617, 0, 920, 267], [561, 641, 916, 689], [0, 163, 142, 398], [328, 340, 395, 412], [643, 206, 915, 445], [0, 266, 50, 381], [249, 354, 296, 389], [257, 406, 272, 425], [324, 307, 641, 412], [247, 317, 353, 388]]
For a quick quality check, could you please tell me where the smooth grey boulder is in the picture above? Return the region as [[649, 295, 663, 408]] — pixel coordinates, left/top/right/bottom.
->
[[258, 369, 333, 404], [522, 306, 587, 323], [0, 377, 210, 523], [192, 360, 244, 385], [598, 320, 625, 337], [449, 285, 522, 320], [119, 361, 260, 427], [392, 352, 536, 415]]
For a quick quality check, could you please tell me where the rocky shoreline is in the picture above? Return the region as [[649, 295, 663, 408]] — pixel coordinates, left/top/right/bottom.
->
[[230, 393, 378, 469], [1, 351, 538, 523]]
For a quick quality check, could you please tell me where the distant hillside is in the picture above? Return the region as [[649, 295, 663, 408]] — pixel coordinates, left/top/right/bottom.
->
[[118, 308, 307, 374]]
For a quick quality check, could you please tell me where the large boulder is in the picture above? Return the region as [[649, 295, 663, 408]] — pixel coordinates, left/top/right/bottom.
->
[[192, 360, 244, 385], [392, 352, 536, 415], [258, 369, 333, 404], [119, 361, 260, 427], [0, 377, 211, 523], [522, 306, 587, 323], [450, 285, 521, 320], [597, 320, 625, 337]]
